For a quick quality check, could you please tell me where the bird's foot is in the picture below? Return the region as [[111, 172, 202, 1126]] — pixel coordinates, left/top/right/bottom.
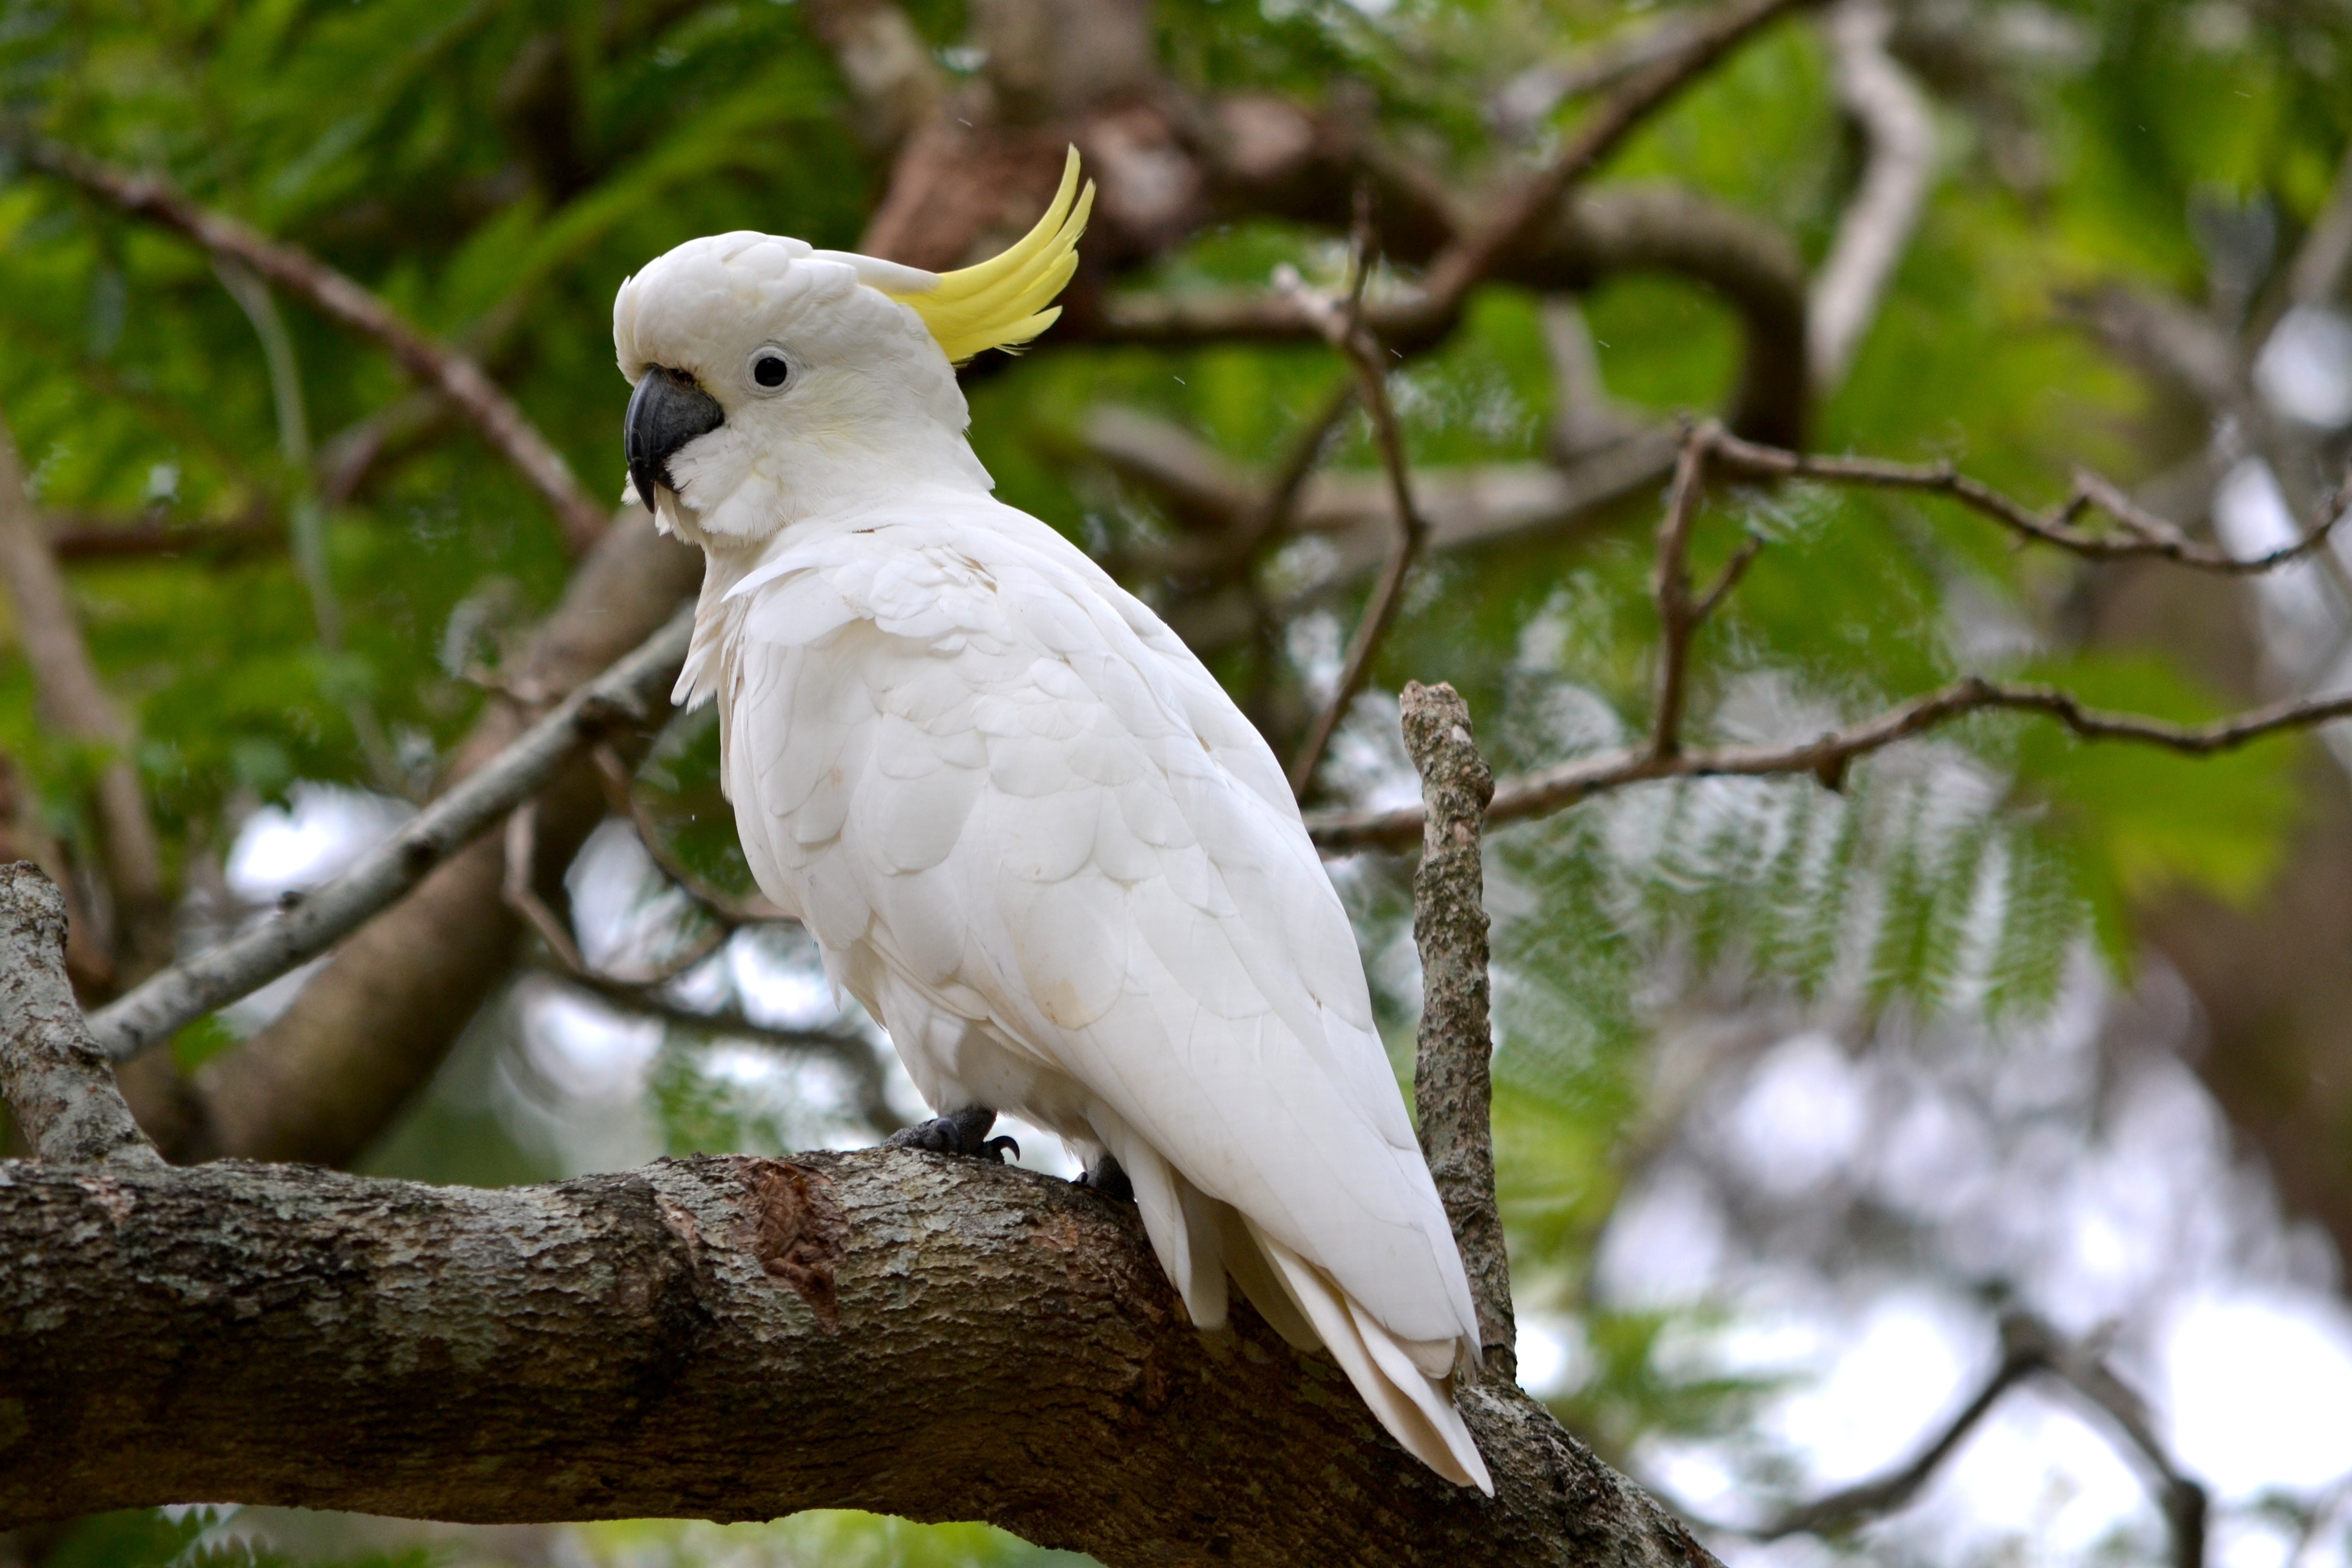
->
[[886, 1105, 1018, 1163], [1072, 1154, 1134, 1202]]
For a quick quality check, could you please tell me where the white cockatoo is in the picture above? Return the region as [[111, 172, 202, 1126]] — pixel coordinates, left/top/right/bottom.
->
[[612, 151, 1491, 1492]]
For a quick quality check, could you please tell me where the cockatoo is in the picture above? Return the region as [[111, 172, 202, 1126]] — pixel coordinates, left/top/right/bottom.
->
[[613, 151, 1491, 1493]]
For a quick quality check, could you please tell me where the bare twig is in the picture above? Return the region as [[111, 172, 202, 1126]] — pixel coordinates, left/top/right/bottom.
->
[[1100, 0, 1816, 359], [1312, 675, 2352, 853], [18, 137, 607, 555], [1648, 431, 1716, 758], [0, 863, 159, 1167], [0, 414, 174, 978], [1703, 426, 2351, 573], [1309, 419, 2352, 852], [1405, 0, 1819, 339], [1759, 1315, 2047, 1537], [535, 963, 904, 1136], [503, 802, 590, 974], [1751, 1311, 2202, 1568], [2036, 1328, 2207, 1568], [87, 606, 694, 1061], [1399, 682, 1515, 1380], [1489, 8, 1720, 142], [1286, 220, 1439, 796], [1807, 0, 1937, 391], [592, 747, 791, 925], [1248, 379, 1360, 559], [1083, 405, 1675, 592]]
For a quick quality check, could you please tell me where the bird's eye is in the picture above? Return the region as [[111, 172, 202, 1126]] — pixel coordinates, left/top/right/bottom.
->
[[750, 349, 790, 390]]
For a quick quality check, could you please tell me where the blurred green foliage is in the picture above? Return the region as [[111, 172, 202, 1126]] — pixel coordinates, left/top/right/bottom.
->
[[4, 0, 2349, 1561]]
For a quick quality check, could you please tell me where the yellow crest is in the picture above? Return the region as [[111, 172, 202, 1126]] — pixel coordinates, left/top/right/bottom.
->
[[886, 148, 1094, 365]]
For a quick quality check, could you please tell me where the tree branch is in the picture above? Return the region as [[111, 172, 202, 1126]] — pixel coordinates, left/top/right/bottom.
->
[[1404, 0, 1821, 341], [1313, 674, 2352, 853], [534, 964, 905, 1137], [1757, 1314, 2047, 1538], [1749, 1310, 2202, 1568], [47, 509, 282, 564], [1647, 431, 1716, 758], [1097, 187, 1810, 447], [1288, 245, 1436, 796], [1400, 682, 1515, 1380], [0, 413, 174, 978], [0, 1147, 1717, 1567], [87, 606, 692, 1064], [1806, 0, 1937, 391], [15, 136, 608, 556], [117, 511, 704, 1167], [1082, 406, 1678, 591], [0, 864, 158, 1167], [1703, 425, 2352, 573]]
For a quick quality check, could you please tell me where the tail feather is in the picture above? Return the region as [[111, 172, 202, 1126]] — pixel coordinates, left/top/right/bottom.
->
[[1101, 1134, 1495, 1493], [1247, 1219, 1495, 1495]]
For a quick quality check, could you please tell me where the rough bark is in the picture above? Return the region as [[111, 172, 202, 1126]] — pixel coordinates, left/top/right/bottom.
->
[[0, 865, 157, 1168], [0, 1149, 1712, 1568], [1401, 683, 1516, 1381], [122, 509, 702, 1165]]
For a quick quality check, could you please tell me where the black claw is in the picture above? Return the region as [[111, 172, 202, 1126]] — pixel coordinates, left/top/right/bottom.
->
[[885, 1106, 1010, 1162], [1073, 1154, 1134, 1203]]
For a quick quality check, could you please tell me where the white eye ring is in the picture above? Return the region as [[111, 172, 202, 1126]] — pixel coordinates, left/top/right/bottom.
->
[[747, 347, 791, 393]]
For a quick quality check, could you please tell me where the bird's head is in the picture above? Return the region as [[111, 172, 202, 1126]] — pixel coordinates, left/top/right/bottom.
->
[[614, 150, 1092, 547]]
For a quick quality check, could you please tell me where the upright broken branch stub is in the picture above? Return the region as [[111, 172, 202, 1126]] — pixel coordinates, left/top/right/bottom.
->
[[1400, 681, 1516, 1380], [0, 864, 158, 1167]]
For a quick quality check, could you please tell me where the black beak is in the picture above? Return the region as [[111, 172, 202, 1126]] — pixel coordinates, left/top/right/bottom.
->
[[625, 367, 726, 508]]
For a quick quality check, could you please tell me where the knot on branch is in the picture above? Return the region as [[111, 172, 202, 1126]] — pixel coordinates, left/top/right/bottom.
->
[[733, 1156, 847, 1330]]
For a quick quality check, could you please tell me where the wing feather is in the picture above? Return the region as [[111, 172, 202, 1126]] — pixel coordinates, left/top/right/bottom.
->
[[716, 501, 1479, 1357]]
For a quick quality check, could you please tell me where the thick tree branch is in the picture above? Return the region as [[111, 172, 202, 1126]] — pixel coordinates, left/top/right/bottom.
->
[[0, 1145, 1718, 1568], [89, 605, 693, 1063], [0, 865, 157, 1167], [16, 136, 608, 555], [1401, 682, 1515, 1380], [1806, 0, 1937, 391], [0, 414, 174, 979]]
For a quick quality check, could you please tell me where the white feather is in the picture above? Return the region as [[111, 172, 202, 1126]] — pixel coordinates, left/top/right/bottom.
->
[[619, 229, 1493, 1490]]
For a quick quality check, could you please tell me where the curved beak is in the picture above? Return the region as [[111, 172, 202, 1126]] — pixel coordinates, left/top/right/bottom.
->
[[624, 368, 726, 508]]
